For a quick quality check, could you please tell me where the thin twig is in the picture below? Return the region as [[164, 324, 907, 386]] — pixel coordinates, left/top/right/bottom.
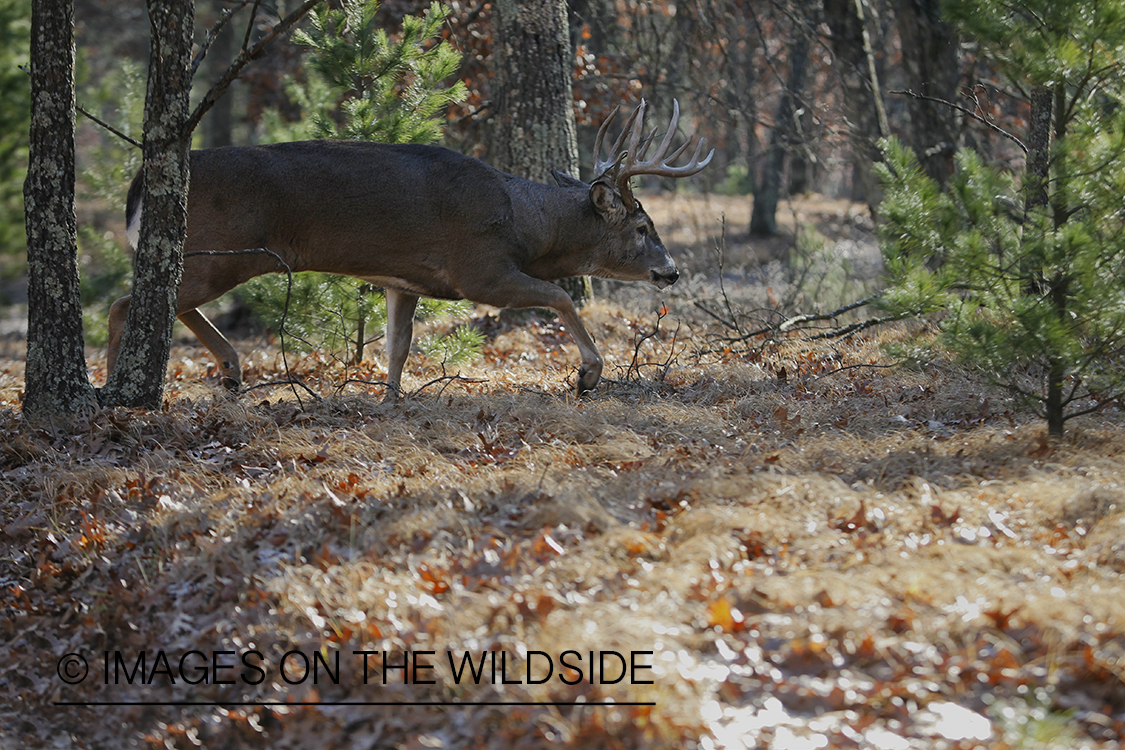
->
[[22, 61, 143, 148], [715, 218, 744, 339], [693, 301, 738, 329], [890, 89, 1028, 154], [408, 374, 487, 398], [334, 379, 399, 397], [813, 361, 906, 381], [624, 308, 665, 381], [76, 105, 142, 148], [192, 1, 253, 75], [183, 247, 303, 404], [184, 0, 322, 138], [242, 0, 263, 53], [241, 378, 322, 401]]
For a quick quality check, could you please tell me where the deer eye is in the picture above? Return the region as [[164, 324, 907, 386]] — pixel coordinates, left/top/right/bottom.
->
[[636, 226, 648, 236]]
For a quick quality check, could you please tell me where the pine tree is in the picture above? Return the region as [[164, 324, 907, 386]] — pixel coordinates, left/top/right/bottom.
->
[[877, 0, 1125, 437]]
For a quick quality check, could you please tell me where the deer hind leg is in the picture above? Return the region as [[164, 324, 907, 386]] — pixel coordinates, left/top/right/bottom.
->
[[384, 287, 419, 399], [178, 309, 241, 390]]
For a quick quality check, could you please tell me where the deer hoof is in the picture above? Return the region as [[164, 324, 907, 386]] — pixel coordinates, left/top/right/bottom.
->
[[576, 365, 600, 396], [221, 375, 241, 391]]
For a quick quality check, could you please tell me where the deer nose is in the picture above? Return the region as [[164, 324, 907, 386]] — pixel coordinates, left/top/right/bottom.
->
[[652, 268, 679, 288]]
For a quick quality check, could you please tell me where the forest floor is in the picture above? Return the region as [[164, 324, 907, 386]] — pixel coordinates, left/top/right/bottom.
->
[[1, 195, 1124, 748]]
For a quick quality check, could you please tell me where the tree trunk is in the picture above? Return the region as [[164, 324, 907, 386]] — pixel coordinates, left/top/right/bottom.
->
[[786, 104, 814, 195], [22, 0, 97, 422], [823, 0, 889, 212], [101, 0, 195, 408], [203, 0, 235, 150], [491, 0, 590, 306], [897, 0, 959, 186], [1024, 86, 1052, 218], [1021, 85, 1065, 437], [750, 29, 810, 237]]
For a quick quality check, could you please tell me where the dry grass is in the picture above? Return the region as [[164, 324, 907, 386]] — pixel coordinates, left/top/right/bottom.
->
[[2, 197, 1124, 748]]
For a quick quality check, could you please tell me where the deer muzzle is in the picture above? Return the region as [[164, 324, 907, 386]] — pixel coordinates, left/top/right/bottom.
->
[[651, 267, 680, 289]]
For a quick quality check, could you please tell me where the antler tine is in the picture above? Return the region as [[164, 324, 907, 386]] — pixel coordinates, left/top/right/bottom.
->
[[636, 126, 660, 161], [625, 98, 646, 164], [617, 98, 715, 179], [591, 105, 620, 177], [662, 137, 694, 165], [593, 99, 647, 179], [664, 136, 715, 177]]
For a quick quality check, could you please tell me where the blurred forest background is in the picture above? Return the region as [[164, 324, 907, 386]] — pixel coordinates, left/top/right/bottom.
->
[[2, 0, 1005, 341]]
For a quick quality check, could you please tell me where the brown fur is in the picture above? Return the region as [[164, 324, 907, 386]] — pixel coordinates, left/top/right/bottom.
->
[[109, 140, 684, 396]]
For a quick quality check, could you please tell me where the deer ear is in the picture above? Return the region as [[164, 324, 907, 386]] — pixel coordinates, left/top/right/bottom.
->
[[551, 169, 587, 189], [589, 180, 627, 223]]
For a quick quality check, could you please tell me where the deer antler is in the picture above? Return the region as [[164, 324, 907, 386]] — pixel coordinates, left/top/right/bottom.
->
[[592, 99, 714, 208], [592, 102, 640, 178]]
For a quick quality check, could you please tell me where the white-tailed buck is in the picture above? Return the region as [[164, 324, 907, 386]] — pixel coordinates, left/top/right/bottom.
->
[[107, 99, 712, 396]]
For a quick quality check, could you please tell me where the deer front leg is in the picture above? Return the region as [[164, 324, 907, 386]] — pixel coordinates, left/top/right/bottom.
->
[[469, 274, 603, 396], [107, 295, 241, 391], [384, 287, 420, 399]]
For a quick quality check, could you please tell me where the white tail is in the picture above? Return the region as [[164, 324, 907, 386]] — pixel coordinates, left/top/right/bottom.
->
[[107, 100, 711, 396]]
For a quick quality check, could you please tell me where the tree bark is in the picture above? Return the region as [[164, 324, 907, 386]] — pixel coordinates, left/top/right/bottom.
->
[[22, 0, 97, 422], [823, 0, 889, 211], [491, 0, 590, 306], [750, 28, 810, 237], [1023, 86, 1052, 218], [202, 0, 235, 149], [897, 0, 959, 185], [1021, 86, 1064, 437], [101, 0, 195, 408]]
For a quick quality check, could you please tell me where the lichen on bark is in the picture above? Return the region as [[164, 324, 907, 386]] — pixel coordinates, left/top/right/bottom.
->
[[22, 0, 97, 423], [100, 0, 195, 409]]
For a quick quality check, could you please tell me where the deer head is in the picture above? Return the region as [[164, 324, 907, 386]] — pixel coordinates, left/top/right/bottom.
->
[[546, 99, 713, 290]]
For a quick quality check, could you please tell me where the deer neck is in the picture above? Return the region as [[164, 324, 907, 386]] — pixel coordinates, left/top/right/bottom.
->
[[521, 182, 605, 280]]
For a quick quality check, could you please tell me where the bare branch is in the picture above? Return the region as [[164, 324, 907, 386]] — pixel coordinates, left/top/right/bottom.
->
[[192, 1, 253, 75], [890, 89, 1028, 154], [183, 0, 322, 139], [76, 104, 141, 148], [779, 293, 883, 332], [805, 314, 909, 340]]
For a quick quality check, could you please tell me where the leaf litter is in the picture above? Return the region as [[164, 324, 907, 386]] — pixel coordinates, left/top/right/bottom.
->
[[0, 301, 1123, 748]]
